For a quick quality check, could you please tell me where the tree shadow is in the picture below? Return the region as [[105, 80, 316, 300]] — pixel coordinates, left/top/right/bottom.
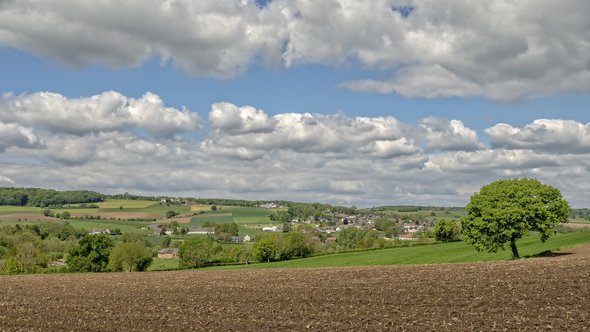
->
[[525, 250, 573, 258]]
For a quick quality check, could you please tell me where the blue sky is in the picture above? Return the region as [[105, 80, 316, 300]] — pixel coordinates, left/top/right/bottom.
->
[[1, 1, 590, 207]]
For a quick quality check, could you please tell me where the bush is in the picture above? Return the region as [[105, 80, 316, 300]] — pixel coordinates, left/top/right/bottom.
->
[[434, 219, 461, 243]]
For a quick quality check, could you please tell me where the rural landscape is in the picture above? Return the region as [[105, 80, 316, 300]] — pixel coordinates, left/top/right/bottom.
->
[[1, 182, 590, 330], [2, 1, 590, 330]]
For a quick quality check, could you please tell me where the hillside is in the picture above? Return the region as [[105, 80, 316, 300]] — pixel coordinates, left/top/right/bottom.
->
[[1, 248, 589, 331]]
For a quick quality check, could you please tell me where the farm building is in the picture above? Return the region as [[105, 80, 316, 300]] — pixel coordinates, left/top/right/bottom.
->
[[229, 235, 251, 243], [187, 227, 214, 235], [157, 248, 178, 259]]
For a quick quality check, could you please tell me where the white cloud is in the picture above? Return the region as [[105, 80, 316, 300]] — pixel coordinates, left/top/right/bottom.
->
[[485, 119, 590, 153], [2, 95, 590, 206], [0, 91, 200, 137], [209, 102, 276, 134], [2, 1, 590, 100], [419, 117, 484, 151], [0, 122, 42, 151]]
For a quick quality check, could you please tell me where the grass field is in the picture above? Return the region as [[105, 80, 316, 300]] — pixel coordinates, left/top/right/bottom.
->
[[148, 258, 180, 271], [96, 199, 157, 209], [218, 231, 590, 269], [0, 206, 41, 215], [190, 205, 214, 212]]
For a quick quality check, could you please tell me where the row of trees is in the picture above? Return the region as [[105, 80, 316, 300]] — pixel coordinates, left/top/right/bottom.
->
[[0, 187, 104, 207], [67, 234, 153, 272]]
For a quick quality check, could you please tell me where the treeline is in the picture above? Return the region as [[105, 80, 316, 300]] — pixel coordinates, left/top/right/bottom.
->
[[570, 208, 590, 221], [373, 205, 463, 212], [178, 227, 427, 269], [0, 187, 104, 207], [0, 223, 88, 274], [0, 225, 155, 275]]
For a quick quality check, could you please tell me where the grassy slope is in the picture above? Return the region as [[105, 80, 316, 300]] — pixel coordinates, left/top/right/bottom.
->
[[218, 231, 590, 270], [0, 206, 41, 215]]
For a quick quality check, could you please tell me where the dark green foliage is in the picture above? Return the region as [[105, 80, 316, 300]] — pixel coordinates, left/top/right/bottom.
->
[[67, 235, 113, 272], [434, 219, 461, 242], [0, 187, 104, 207], [165, 210, 179, 219], [462, 178, 570, 259], [178, 237, 221, 268]]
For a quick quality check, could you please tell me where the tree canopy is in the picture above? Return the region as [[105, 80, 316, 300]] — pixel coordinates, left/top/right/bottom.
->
[[462, 178, 570, 259], [178, 237, 221, 268], [67, 234, 113, 272]]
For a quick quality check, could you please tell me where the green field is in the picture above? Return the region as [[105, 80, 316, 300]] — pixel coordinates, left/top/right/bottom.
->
[[0, 206, 41, 215], [148, 258, 181, 271], [215, 232, 590, 270], [97, 199, 157, 209]]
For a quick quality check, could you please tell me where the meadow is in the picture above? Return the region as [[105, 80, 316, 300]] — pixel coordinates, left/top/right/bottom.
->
[[215, 231, 590, 270]]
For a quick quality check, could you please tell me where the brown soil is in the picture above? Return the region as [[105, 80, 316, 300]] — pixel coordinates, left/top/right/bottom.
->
[[0, 213, 59, 222], [1, 254, 589, 331], [71, 212, 161, 220]]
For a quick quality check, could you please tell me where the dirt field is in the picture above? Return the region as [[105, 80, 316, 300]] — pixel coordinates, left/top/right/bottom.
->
[[0, 213, 59, 222], [71, 212, 161, 220], [1, 248, 589, 331]]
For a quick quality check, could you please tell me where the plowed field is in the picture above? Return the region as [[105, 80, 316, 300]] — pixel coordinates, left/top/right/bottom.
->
[[1, 249, 589, 331]]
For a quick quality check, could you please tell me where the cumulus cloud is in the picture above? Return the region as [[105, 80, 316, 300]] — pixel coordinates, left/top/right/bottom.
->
[[3, 95, 590, 206], [0, 122, 42, 151], [485, 120, 590, 153], [419, 117, 484, 151], [209, 102, 276, 134], [0, 91, 200, 137], [2, 1, 590, 100], [209, 103, 414, 155]]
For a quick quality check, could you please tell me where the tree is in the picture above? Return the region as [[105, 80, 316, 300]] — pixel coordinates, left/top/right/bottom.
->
[[61, 211, 71, 219], [178, 237, 221, 268], [108, 242, 153, 272], [166, 210, 178, 219], [433, 219, 461, 243], [67, 234, 113, 272], [252, 236, 278, 263], [284, 232, 314, 258], [462, 178, 570, 259]]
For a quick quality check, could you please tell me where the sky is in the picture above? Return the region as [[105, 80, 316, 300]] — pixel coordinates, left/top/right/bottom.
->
[[1, 0, 590, 207]]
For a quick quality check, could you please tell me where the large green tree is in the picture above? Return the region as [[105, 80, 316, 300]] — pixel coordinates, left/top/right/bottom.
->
[[67, 234, 113, 272], [462, 178, 570, 259]]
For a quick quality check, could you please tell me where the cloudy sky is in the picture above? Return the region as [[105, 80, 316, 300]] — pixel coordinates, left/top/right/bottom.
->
[[1, 0, 590, 207]]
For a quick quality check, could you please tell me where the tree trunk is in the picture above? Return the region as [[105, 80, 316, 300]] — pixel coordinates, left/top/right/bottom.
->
[[510, 236, 520, 259]]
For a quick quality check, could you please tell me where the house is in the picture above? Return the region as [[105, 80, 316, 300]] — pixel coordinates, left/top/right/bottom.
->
[[262, 226, 278, 232], [153, 227, 165, 236], [397, 235, 417, 241], [229, 235, 251, 243], [158, 248, 178, 259], [187, 226, 215, 235], [89, 228, 102, 235]]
